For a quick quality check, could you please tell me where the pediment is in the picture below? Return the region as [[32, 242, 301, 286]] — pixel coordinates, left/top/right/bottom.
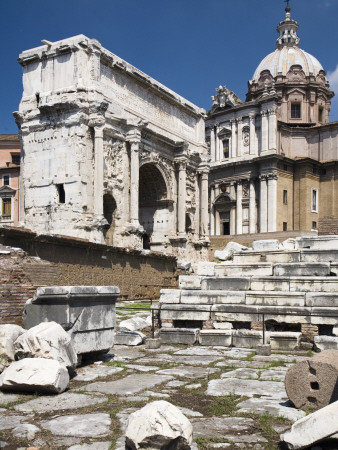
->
[[287, 88, 306, 98], [218, 127, 231, 138], [214, 193, 235, 204], [0, 186, 16, 196], [286, 65, 306, 82], [316, 70, 327, 86], [257, 70, 274, 89]]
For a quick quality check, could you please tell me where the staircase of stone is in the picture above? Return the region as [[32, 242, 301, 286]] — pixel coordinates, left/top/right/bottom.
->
[[158, 236, 338, 350]]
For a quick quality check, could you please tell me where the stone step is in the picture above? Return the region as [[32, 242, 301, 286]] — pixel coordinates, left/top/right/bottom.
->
[[215, 263, 273, 277], [296, 235, 338, 250], [233, 250, 300, 264], [273, 262, 330, 277], [300, 249, 338, 263], [201, 276, 338, 292], [232, 248, 338, 264]]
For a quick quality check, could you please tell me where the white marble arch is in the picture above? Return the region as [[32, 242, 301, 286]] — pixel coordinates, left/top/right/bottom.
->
[[139, 162, 174, 248]]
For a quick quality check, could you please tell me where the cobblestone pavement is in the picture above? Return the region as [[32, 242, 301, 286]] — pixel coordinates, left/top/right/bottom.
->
[[0, 340, 310, 449]]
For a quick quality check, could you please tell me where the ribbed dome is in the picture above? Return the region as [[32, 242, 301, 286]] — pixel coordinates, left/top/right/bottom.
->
[[251, 6, 324, 83], [252, 46, 324, 82]]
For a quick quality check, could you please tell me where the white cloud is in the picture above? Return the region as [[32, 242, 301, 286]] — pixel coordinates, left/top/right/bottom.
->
[[327, 65, 338, 121]]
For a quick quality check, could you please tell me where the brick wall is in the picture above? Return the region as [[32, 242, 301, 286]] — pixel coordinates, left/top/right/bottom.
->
[[0, 227, 178, 325], [318, 218, 338, 235]]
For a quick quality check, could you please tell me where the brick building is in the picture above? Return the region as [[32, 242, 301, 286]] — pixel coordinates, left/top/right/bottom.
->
[[0, 135, 20, 227]]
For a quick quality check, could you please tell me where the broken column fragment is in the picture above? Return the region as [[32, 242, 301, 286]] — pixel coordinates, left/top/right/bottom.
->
[[14, 321, 77, 372], [23, 286, 119, 355], [285, 349, 338, 410], [125, 400, 193, 449]]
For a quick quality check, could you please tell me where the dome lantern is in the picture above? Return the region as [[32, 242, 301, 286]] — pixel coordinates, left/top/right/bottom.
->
[[276, 5, 300, 48]]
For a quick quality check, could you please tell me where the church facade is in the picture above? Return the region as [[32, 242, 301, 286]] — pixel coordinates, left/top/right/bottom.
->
[[207, 6, 338, 238], [14, 6, 338, 260]]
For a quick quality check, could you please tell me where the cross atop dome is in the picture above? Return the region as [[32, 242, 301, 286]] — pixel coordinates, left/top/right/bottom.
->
[[276, 0, 300, 48]]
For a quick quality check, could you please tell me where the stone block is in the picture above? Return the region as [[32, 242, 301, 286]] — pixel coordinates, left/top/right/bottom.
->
[[0, 358, 69, 394], [285, 350, 338, 411], [246, 292, 305, 307], [290, 277, 338, 292], [145, 338, 161, 349], [314, 336, 338, 351], [233, 250, 300, 264], [180, 290, 245, 305], [310, 308, 338, 326], [178, 276, 202, 290], [306, 293, 338, 307], [256, 344, 271, 356], [213, 322, 233, 330], [215, 263, 273, 277], [301, 249, 338, 263], [160, 304, 211, 321], [232, 330, 262, 348], [196, 262, 216, 276], [252, 239, 280, 251], [198, 330, 232, 347], [214, 242, 248, 261], [281, 400, 338, 450], [273, 262, 330, 277], [159, 289, 181, 304], [200, 277, 251, 291], [14, 321, 77, 372], [159, 328, 199, 345], [114, 331, 145, 346], [269, 332, 301, 351], [249, 277, 290, 292], [23, 286, 118, 355], [296, 235, 338, 250]]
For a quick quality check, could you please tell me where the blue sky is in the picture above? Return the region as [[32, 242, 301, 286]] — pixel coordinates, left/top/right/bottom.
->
[[1, 0, 338, 133]]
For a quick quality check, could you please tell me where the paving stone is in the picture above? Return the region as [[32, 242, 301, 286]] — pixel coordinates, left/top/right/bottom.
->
[[125, 364, 159, 372], [53, 437, 85, 446], [111, 346, 144, 360], [216, 359, 269, 369], [185, 383, 202, 389], [115, 436, 126, 450], [0, 392, 19, 405], [0, 414, 29, 430], [222, 348, 254, 358], [166, 380, 186, 387], [84, 373, 173, 395], [143, 391, 170, 398], [259, 368, 287, 381], [67, 442, 111, 450], [178, 407, 203, 417], [221, 368, 259, 379], [172, 355, 222, 365], [174, 347, 223, 356], [12, 423, 40, 439], [41, 413, 111, 437], [237, 398, 306, 422], [14, 392, 107, 413], [207, 378, 287, 400], [157, 366, 219, 379], [191, 416, 255, 439], [135, 354, 174, 365], [74, 365, 124, 381]]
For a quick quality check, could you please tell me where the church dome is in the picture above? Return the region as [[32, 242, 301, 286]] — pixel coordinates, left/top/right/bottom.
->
[[251, 5, 325, 82], [252, 47, 324, 82]]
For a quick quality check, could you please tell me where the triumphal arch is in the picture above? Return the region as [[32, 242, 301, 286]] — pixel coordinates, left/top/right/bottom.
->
[[15, 35, 209, 261]]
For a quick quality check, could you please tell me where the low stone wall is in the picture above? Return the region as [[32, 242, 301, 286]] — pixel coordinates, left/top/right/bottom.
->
[[0, 227, 178, 325], [209, 230, 317, 259]]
